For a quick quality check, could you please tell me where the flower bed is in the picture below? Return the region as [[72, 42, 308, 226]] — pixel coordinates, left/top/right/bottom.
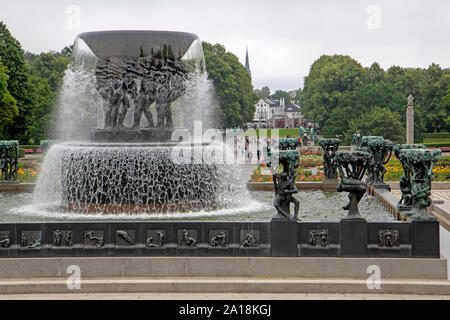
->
[[384, 157, 450, 182], [300, 150, 323, 156], [17, 162, 40, 183], [299, 154, 323, 167]]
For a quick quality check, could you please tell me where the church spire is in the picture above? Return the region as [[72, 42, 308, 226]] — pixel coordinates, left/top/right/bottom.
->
[[245, 46, 251, 80]]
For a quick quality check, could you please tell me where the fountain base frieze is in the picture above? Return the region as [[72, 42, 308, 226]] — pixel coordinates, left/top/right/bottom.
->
[[0, 219, 439, 258]]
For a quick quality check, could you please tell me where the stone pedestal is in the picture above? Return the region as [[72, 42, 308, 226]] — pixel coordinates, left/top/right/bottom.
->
[[412, 220, 440, 258], [270, 218, 298, 257], [406, 95, 414, 144], [91, 128, 174, 143], [372, 181, 391, 191], [340, 219, 367, 257], [406, 113, 414, 144]]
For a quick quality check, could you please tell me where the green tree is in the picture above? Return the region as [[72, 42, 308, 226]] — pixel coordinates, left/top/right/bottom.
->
[[60, 45, 73, 59], [385, 64, 450, 135], [366, 62, 385, 83], [0, 59, 18, 135], [302, 55, 366, 129], [271, 90, 292, 104], [291, 88, 302, 104], [202, 42, 254, 128], [420, 64, 450, 133], [25, 75, 54, 142], [26, 51, 71, 92], [323, 82, 405, 138], [23, 47, 71, 142], [346, 106, 404, 144], [254, 86, 270, 100], [443, 86, 450, 127], [302, 53, 449, 140], [0, 21, 34, 142], [261, 86, 270, 99]]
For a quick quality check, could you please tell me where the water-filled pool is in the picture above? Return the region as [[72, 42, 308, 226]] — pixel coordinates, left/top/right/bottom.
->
[[0, 190, 394, 222]]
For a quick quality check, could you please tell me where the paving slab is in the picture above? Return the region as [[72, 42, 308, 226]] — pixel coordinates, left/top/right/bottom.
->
[[0, 291, 449, 300]]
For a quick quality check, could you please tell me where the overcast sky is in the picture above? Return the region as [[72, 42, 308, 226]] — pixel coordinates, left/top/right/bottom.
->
[[1, 0, 449, 91]]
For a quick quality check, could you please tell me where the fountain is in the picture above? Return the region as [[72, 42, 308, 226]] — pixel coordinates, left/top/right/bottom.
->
[[0, 32, 441, 263], [33, 31, 246, 214]]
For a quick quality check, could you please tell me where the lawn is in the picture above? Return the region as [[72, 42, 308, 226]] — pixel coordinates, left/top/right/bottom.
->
[[244, 128, 305, 137]]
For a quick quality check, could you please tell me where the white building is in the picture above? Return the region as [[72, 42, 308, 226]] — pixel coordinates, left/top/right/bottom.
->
[[252, 98, 303, 128], [253, 98, 270, 126]]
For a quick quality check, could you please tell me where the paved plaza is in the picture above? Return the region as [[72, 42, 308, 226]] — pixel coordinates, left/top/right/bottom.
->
[[0, 292, 449, 300]]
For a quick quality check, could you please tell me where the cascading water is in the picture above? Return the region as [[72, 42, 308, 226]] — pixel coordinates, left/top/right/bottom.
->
[[32, 30, 254, 216], [33, 142, 250, 214]]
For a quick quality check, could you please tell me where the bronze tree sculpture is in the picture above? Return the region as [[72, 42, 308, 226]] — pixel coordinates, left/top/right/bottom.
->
[[393, 144, 427, 212], [318, 138, 340, 181], [399, 148, 441, 220], [335, 151, 371, 220]]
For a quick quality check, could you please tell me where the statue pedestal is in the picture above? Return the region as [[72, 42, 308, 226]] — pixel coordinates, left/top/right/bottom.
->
[[270, 217, 298, 257], [340, 219, 368, 257], [398, 204, 413, 212], [91, 128, 174, 143], [412, 220, 440, 258], [371, 182, 391, 191]]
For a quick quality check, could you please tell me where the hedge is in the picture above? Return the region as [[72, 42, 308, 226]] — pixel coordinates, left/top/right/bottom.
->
[[424, 142, 450, 148], [423, 139, 450, 144], [19, 145, 40, 149], [422, 132, 450, 139]]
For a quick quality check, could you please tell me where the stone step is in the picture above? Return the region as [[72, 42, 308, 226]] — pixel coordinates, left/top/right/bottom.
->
[[0, 277, 448, 295], [0, 257, 447, 280]]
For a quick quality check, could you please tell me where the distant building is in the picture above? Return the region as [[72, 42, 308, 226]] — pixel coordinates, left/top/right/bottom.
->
[[253, 98, 270, 127], [252, 98, 303, 128], [284, 102, 302, 128]]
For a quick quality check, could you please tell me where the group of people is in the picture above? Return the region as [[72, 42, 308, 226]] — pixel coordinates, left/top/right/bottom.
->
[[95, 55, 188, 129], [231, 135, 280, 164]]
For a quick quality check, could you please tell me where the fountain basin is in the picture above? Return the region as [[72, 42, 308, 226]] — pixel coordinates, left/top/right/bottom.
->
[[34, 142, 245, 214]]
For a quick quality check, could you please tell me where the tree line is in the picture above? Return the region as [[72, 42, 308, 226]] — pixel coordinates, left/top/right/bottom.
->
[[300, 55, 450, 144], [253, 86, 302, 106], [2, 20, 448, 145], [0, 22, 71, 144]]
